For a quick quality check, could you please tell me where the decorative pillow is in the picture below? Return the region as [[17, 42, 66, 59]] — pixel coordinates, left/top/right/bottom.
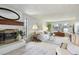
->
[[37, 33, 50, 41], [67, 42, 79, 55], [49, 36, 55, 40]]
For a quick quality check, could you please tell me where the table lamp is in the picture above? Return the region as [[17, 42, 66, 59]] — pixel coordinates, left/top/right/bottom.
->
[[42, 25, 48, 31], [32, 24, 38, 34]]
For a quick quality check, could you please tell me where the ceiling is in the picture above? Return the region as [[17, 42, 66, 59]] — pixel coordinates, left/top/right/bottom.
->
[[1, 4, 79, 21]]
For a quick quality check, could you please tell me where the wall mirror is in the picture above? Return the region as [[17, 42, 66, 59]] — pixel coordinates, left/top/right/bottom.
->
[[0, 7, 20, 20]]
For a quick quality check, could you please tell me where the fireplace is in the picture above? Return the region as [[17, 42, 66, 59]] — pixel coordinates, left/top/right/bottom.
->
[[0, 29, 18, 44]]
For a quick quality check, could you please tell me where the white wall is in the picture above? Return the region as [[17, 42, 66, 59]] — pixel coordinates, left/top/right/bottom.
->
[[25, 14, 42, 41], [0, 25, 23, 30]]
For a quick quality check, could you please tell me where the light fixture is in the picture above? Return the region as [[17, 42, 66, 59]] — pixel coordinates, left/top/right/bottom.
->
[[42, 25, 48, 31], [32, 24, 38, 30], [32, 24, 38, 34]]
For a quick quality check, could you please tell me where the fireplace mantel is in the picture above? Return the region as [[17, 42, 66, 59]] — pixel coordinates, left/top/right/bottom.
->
[[0, 19, 24, 26]]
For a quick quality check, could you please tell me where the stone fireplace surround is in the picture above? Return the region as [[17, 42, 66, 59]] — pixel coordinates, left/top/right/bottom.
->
[[0, 29, 18, 44]]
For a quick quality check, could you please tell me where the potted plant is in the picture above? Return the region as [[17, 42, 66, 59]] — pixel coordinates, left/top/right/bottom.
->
[[47, 22, 51, 32], [16, 30, 24, 41]]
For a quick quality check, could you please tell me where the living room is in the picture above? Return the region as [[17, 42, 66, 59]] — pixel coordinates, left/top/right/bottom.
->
[[0, 4, 79, 55]]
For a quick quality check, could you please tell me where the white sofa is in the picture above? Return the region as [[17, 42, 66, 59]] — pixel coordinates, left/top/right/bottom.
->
[[56, 41, 79, 55], [56, 47, 71, 55], [24, 42, 59, 55]]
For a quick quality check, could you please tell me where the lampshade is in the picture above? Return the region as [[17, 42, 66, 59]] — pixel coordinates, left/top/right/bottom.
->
[[32, 24, 38, 30], [42, 25, 48, 31]]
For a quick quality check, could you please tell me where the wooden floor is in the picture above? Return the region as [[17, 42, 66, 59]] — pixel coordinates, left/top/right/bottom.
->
[[4, 46, 26, 55]]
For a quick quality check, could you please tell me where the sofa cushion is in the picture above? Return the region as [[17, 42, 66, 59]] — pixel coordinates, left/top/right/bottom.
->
[[56, 47, 71, 55], [67, 42, 79, 55]]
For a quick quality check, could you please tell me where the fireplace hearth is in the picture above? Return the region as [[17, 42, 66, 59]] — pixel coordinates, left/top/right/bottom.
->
[[0, 29, 18, 44]]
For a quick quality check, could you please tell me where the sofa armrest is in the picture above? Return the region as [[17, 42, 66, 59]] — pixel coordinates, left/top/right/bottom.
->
[[56, 47, 71, 55]]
